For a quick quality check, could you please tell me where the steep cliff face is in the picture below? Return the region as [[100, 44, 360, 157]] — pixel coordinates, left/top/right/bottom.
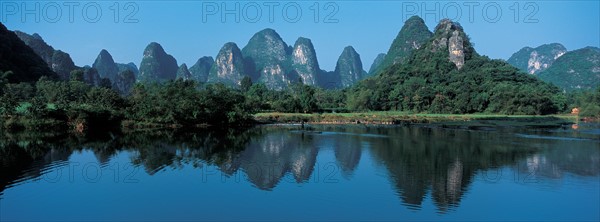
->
[[374, 16, 432, 75], [138, 42, 178, 83], [508, 43, 567, 74], [334, 46, 366, 88], [242, 28, 293, 89], [176, 63, 192, 80], [428, 19, 475, 70], [92, 49, 119, 82], [189, 56, 213, 82], [291, 37, 320, 86], [537, 47, 600, 91], [14, 30, 76, 80], [208, 42, 247, 87]]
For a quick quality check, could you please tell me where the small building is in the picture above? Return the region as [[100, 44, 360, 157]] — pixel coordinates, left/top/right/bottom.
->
[[571, 107, 580, 115]]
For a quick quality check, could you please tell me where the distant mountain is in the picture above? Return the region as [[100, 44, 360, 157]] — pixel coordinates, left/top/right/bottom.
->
[[189, 56, 213, 83], [92, 49, 119, 82], [116, 62, 139, 77], [0, 23, 56, 83], [372, 16, 432, 75], [14, 30, 77, 80], [291, 37, 320, 86], [208, 42, 247, 87], [138, 42, 178, 83], [82, 66, 101, 86], [368, 53, 386, 76], [13, 31, 54, 65], [112, 69, 136, 95], [507, 43, 567, 74], [51, 50, 77, 80], [537, 47, 600, 91], [176, 63, 192, 80], [242, 28, 293, 90], [334, 46, 366, 88]]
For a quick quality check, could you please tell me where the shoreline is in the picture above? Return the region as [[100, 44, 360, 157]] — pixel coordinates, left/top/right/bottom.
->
[[2, 112, 596, 133], [253, 112, 586, 127]]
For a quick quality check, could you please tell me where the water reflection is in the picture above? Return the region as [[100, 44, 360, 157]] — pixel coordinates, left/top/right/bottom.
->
[[1, 124, 598, 212]]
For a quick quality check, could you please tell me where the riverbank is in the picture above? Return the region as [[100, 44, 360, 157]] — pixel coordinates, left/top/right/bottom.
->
[[254, 112, 584, 128], [1, 111, 591, 133]]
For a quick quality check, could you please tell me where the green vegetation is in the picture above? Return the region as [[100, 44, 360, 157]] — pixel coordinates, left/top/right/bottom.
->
[[253, 111, 576, 127], [537, 47, 600, 92], [566, 88, 600, 118], [346, 23, 566, 115], [0, 70, 253, 132]]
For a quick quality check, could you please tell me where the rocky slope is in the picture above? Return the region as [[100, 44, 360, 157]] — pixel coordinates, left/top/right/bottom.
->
[[242, 28, 292, 90], [334, 46, 367, 88], [138, 42, 178, 83], [422, 19, 475, 70], [208, 42, 247, 87], [508, 43, 567, 74], [291, 37, 320, 86]]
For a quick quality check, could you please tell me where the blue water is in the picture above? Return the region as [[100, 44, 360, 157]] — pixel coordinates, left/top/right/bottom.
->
[[1, 124, 599, 221]]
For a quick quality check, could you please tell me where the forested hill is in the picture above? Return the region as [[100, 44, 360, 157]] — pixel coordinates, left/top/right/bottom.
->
[[346, 19, 565, 115]]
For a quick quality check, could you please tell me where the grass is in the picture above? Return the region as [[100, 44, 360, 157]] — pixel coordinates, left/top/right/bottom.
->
[[253, 111, 578, 128]]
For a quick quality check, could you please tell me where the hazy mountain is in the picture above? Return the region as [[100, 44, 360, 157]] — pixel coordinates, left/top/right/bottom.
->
[[112, 69, 136, 95], [537, 47, 600, 91], [138, 42, 178, 83], [92, 49, 119, 82], [368, 53, 386, 76], [334, 46, 366, 88], [189, 56, 213, 83], [176, 63, 192, 80], [507, 43, 567, 74], [116, 62, 139, 77]]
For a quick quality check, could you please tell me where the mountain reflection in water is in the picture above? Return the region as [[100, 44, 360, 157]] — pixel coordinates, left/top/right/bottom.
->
[[1, 124, 598, 213]]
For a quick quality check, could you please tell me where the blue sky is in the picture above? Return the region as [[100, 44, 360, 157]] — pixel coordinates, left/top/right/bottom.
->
[[3, 1, 599, 71]]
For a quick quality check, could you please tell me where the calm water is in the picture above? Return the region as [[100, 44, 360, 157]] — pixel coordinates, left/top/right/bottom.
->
[[1, 124, 599, 221]]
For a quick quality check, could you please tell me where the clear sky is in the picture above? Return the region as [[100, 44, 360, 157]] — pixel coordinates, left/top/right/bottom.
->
[[3, 0, 599, 71]]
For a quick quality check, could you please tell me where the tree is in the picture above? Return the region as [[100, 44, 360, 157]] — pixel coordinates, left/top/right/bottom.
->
[[70, 70, 84, 82], [299, 85, 317, 113], [240, 75, 252, 92], [99, 78, 112, 89]]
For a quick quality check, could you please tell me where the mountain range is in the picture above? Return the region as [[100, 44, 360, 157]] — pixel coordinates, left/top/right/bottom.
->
[[508, 43, 599, 91], [2, 17, 598, 95]]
